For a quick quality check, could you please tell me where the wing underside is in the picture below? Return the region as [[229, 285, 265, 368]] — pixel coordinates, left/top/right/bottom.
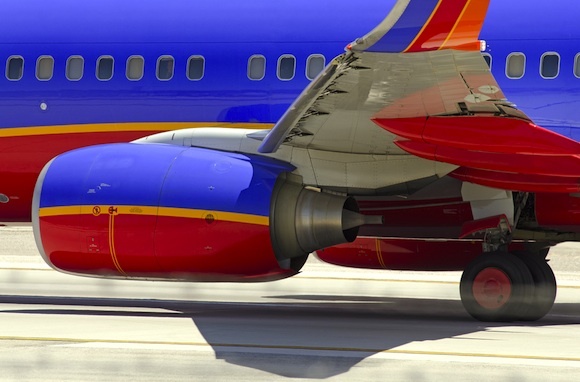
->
[[259, 0, 580, 193]]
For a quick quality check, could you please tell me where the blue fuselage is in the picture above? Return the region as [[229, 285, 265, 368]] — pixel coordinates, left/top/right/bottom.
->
[[0, 0, 578, 134], [2, 0, 580, 223], [0, 0, 386, 128]]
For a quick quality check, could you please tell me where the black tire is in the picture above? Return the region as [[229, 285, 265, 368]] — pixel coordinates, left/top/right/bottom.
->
[[290, 254, 309, 273], [514, 252, 557, 321], [460, 252, 535, 322]]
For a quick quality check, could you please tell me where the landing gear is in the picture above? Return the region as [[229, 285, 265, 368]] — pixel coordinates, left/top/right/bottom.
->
[[460, 253, 533, 321], [514, 252, 557, 321], [460, 252, 557, 322]]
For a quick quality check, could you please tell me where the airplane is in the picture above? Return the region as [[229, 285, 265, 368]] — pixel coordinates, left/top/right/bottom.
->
[[2, 0, 579, 322]]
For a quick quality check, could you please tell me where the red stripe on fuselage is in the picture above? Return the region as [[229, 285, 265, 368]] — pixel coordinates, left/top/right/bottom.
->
[[0, 130, 161, 222]]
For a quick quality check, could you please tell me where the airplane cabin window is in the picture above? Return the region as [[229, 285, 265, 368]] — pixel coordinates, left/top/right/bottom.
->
[[187, 56, 205, 80], [97, 56, 114, 81], [6, 56, 24, 81], [482, 53, 492, 69], [66, 56, 84, 81], [248, 55, 266, 80], [36, 56, 54, 80], [306, 54, 325, 80], [575, 54, 580, 78], [506, 53, 525, 79], [126, 56, 144, 80], [157, 56, 174, 80], [278, 55, 296, 81], [541, 53, 560, 79]]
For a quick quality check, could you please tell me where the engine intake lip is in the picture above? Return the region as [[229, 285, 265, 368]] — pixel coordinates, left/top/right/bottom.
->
[[31, 158, 56, 271]]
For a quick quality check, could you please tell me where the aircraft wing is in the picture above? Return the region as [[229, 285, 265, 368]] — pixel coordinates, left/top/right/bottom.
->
[[259, 0, 580, 193]]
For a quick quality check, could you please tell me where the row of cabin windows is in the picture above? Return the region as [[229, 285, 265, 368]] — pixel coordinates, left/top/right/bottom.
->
[[6, 55, 205, 82], [248, 54, 325, 81], [484, 52, 580, 80], [11, 52, 580, 83], [5, 54, 326, 82]]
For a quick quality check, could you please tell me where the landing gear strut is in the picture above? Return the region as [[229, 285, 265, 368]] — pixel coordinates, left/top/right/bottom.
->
[[460, 251, 556, 322]]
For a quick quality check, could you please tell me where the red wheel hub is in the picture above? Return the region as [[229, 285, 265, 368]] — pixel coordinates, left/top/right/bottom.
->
[[472, 267, 512, 310]]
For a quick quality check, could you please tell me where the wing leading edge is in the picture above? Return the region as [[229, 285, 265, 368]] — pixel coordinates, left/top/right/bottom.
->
[[258, 0, 493, 155], [259, 0, 580, 193]]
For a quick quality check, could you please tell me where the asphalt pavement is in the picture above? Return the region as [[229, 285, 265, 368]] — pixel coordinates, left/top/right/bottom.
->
[[1, 227, 579, 381]]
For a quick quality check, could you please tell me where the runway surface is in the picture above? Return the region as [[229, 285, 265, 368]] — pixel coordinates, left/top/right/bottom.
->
[[1, 226, 580, 381]]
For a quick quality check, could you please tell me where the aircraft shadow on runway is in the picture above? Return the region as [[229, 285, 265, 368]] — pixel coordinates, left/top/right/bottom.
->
[[1, 294, 579, 379]]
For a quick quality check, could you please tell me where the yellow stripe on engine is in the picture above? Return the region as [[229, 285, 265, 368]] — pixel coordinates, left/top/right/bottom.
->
[[375, 238, 387, 269], [39, 205, 269, 226], [39, 206, 81, 217], [108, 213, 127, 276], [157, 207, 269, 226]]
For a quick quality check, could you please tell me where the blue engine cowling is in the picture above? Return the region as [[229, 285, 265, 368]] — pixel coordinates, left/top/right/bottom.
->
[[32, 143, 369, 281]]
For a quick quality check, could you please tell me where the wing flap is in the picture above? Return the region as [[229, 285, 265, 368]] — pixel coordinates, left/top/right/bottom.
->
[[396, 140, 580, 178], [375, 114, 580, 155], [451, 168, 580, 193], [258, 0, 579, 193], [259, 48, 496, 155]]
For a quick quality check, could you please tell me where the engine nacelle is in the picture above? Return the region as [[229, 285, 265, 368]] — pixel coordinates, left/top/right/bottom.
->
[[317, 237, 527, 271], [33, 143, 371, 281]]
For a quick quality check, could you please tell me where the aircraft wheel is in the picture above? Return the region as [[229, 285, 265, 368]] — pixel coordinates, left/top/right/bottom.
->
[[460, 252, 534, 322], [514, 252, 557, 321]]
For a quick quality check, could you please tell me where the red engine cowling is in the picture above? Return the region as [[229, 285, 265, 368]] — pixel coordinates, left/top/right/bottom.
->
[[317, 238, 528, 271], [33, 143, 375, 282]]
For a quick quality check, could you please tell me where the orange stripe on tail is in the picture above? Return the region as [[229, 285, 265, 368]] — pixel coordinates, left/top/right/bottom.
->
[[406, 0, 490, 52], [440, 0, 490, 51]]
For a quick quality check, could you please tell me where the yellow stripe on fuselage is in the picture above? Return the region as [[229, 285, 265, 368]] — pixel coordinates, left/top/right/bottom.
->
[[38, 205, 269, 226], [0, 122, 273, 138]]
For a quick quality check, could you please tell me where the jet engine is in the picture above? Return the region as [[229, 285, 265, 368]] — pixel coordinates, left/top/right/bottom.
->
[[32, 143, 376, 281]]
